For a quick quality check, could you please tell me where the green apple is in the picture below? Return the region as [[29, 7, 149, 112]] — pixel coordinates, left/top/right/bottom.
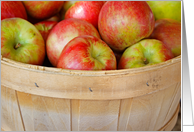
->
[[147, 1, 181, 22], [118, 39, 174, 69], [1, 18, 45, 65]]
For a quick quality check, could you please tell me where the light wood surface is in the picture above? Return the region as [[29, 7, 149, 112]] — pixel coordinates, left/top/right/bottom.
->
[[1, 55, 181, 131]]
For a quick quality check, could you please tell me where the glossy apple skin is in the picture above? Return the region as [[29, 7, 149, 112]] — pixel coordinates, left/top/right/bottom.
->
[[46, 18, 101, 67], [1, 18, 45, 65], [118, 39, 174, 69], [22, 1, 64, 19], [147, 1, 181, 22], [57, 35, 117, 70], [65, 1, 105, 29], [1, 1, 27, 20], [34, 21, 58, 41], [149, 19, 181, 57], [98, 1, 155, 52]]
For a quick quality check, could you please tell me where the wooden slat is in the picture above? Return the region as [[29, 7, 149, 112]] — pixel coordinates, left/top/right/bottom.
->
[[1, 85, 24, 131], [163, 82, 181, 124], [117, 98, 133, 131], [16, 91, 71, 131], [71, 100, 120, 131]]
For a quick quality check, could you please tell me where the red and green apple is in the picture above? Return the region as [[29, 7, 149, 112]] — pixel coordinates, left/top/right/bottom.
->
[[34, 21, 58, 42], [1, 18, 45, 65], [57, 35, 117, 70], [65, 1, 105, 29], [98, 1, 155, 51], [149, 18, 181, 57], [118, 39, 174, 69], [22, 1, 64, 20], [46, 18, 101, 67]]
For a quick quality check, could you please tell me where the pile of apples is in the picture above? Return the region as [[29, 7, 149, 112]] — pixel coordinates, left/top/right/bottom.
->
[[1, 1, 181, 71]]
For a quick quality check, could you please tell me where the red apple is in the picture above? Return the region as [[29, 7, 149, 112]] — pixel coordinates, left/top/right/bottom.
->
[[149, 18, 181, 57], [57, 35, 117, 70], [118, 39, 174, 69], [22, 1, 64, 20], [1, 1, 27, 20], [98, 1, 155, 51], [46, 18, 101, 67], [1, 18, 45, 65], [34, 21, 58, 42], [65, 1, 105, 29]]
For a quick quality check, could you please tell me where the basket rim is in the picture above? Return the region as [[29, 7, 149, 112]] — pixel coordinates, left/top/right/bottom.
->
[[1, 55, 181, 76]]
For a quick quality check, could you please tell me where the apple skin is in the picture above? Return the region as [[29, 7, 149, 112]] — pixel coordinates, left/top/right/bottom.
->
[[34, 21, 58, 42], [149, 19, 181, 57], [46, 18, 101, 67], [65, 1, 105, 29], [22, 1, 64, 20], [1, 18, 45, 65], [118, 39, 174, 69], [57, 35, 117, 70], [98, 1, 155, 52], [60, 1, 77, 20], [1, 1, 27, 20], [146, 1, 181, 22]]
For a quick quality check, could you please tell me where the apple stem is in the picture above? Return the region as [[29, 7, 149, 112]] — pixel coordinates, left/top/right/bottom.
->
[[14, 43, 21, 49]]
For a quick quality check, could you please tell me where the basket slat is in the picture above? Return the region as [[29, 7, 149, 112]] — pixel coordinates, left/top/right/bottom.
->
[[16, 91, 71, 131], [71, 100, 120, 131], [1, 86, 24, 131]]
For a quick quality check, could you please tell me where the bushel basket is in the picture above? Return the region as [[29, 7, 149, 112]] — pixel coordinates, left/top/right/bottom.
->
[[1, 55, 181, 131]]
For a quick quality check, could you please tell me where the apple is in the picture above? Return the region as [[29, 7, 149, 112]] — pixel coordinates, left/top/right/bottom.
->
[[46, 14, 61, 22], [1, 1, 27, 20], [146, 1, 181, 22], [65, 1, 105, 29], [1, 18, 45, 65], [22, 1, 64, 20], [34, 21, 58, 42], [118, 39, 174, 69], [149, 18, 181, 57], [57, 35, 117, 70], [46, 18, 101, 67], [60, 1, 77, 20], [98, 1, 155, 52]]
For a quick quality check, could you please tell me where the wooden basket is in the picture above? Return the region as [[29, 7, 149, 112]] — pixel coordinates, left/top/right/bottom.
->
[[1, 55, 181, 131]]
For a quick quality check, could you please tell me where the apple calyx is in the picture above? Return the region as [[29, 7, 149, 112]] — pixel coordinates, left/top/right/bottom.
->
[[14, 43, 22, 50]]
